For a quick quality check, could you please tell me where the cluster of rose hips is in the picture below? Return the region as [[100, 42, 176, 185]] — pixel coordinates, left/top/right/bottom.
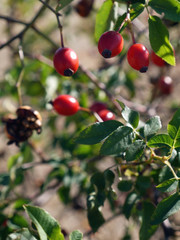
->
[[51, 95, 115, 121], [53, 29, 150, 76]]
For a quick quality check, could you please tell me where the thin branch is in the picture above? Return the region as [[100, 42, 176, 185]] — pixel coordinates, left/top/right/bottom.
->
[[0, 0, 50, 50], [79, 65, 123, 115], [39, 0, 61, 16], [16, 41, 25, 106], [0, 14, 58, 48]]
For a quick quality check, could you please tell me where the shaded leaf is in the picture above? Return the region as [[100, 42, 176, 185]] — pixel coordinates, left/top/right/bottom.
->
[[118, 101, 140, 128], [56, 0, 73, 11], [123, 192, 139, 219], [100, 126, 133, 156], [69, 230, 83, 240], [156, 178, 178, 192], [87, 207, 105, 232], [118, 180, 133, 192], [151, 192, 180, 225], [148, 0, 180, 22], [7, 228, 37, 240], [76, 120, 123, 145], [168, 108, 180, 140], [149, 15, 175, 65], [140, 201, 158, 240], [125, 140, 145, 161], [141, 116, 162, 138]]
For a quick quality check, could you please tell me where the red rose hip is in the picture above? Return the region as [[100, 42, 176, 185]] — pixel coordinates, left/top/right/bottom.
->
[[52, 95, 80, 116], [158, 76, 173, 95], [53, 47, 79, 77], [151, 51, 166, 67], [90, 102, 107, 113], [127, 43, 149, 72], [98, 109, 115, 121], [98, 31, 124, 58]]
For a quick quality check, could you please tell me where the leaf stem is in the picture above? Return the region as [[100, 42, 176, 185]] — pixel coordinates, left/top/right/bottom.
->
[[164, 160, 179, 180]]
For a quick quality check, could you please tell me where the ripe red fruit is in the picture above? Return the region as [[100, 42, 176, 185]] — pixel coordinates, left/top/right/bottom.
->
[[151, 51, 166, 67], [98, 31, 124, 58], [75, 0, 94, 17], [98, 109, 115, 121], [90, 102, 107, 113], [53, 48, 79, 77], [158, 76, 173, 95], [52, 95, 80, 116], [127, 43, 149, 72]]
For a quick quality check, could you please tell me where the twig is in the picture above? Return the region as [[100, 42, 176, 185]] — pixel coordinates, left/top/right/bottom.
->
[[0, 0, 50, 50], [39, 0, 61, 16], [0, 15, 58, 48], [79, 65, 123, 115], [16, 41, 25, 106]]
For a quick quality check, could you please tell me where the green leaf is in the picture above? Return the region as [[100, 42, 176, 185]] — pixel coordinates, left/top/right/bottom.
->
[[75, 120, 123, 145], [148, 0, 180, 22], [104, 169, 115, 188], [119, 101, 140, 128], [94, 0, 114, 42], [69, 230, 83, 240], [168, 108, 180, 140], [151, 192, 180, 225], [125, 140, 145, 161], [114, 3, 145, 32], [100, 126, 133, 156], [123, 192, 139, 219], [148, 15, 175, 66], [141, 116, 162, 138], [118, 180, 133, 192], [91, 172, 105, 190], [139, 201, 158, 240], [24, 205, 64, 240], [7, 228, 38, 240], [56, 0, 74, 11], [156, 178, 179, 192], [87, 207, 105, 232], [147, 134, 173, 148]]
